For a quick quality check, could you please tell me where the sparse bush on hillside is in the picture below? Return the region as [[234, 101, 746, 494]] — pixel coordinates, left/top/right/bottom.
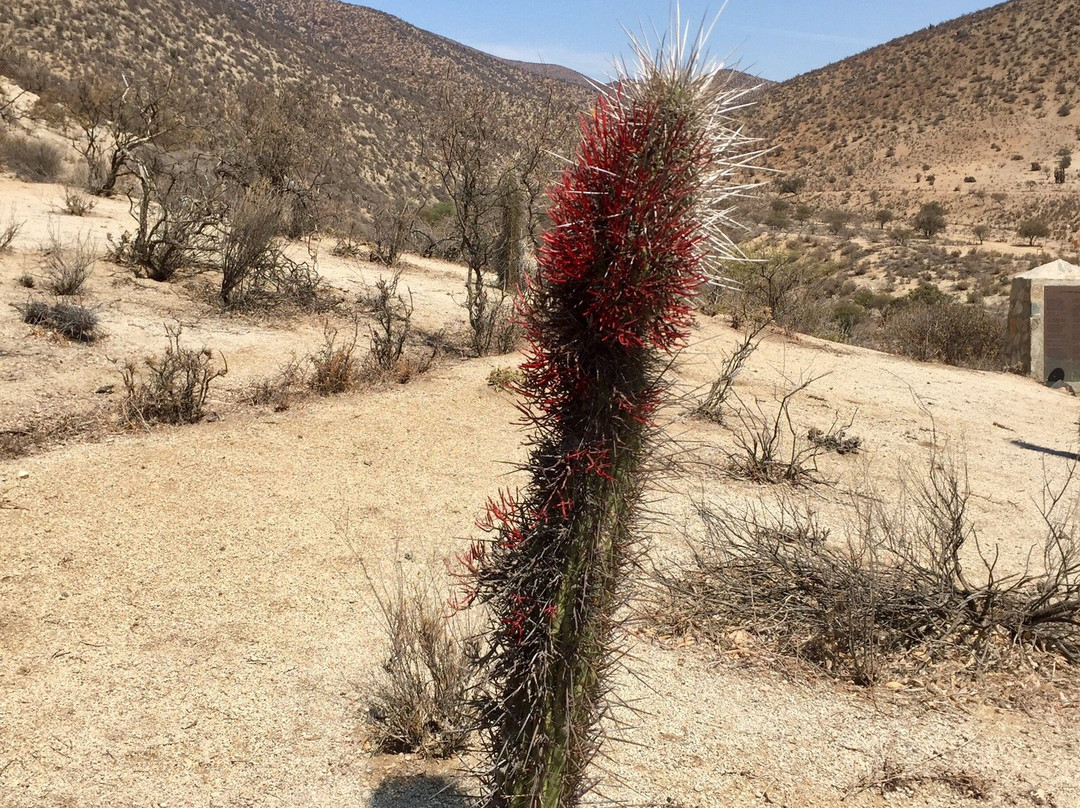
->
[[308, 319, 361, 395], [973, 224, 989, 244], [912, 202, 946, 237], [696, 324, 765, 424], [370, 196, 420, 267], [775, 175, 806, 196], [217, 181, 324, 309], [364, 269, 433, 381], [821, 208, 852, 235], [1018, 216, 1051, 246], [724, 248, 830, 332], [724, 376, 827, 485], [119, 325, 227, 425], [113, 155, 222, 281], [58, 186, 96, 217], [218, 82, 340, 238], [65, 75, 188, 197], [464, 283, 519, 357], [0, 132, 64, 183], [873, 208, 893, 229], [881, 297, 1004, 368], [423, 80, 576, 356]]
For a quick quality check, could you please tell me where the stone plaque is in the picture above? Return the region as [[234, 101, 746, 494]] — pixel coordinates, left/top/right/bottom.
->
[[1044, 285, 1080, 363]]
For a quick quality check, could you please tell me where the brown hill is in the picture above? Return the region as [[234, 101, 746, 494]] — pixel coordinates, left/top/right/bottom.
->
[[0, 0, 592, 204], [750, 0, 1080, 232]]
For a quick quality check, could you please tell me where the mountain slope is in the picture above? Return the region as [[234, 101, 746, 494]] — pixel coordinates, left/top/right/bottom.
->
[[750, 0, 1080, 227], [0, 0, 592, 204]]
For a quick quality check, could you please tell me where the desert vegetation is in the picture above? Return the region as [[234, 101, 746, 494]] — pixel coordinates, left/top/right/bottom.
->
[[2, 2, 1080, 807]]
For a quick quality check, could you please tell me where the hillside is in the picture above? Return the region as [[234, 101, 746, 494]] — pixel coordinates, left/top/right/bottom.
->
[[750, 0, 1080, 231], [0, 0, 592, 205]]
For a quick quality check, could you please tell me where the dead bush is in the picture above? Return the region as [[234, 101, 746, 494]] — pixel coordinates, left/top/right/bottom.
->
[[696, 324, 765, 423], [218, 181, 325, 309], [112, 156, 223, 282], [0, 133, 63, 183], [120, 325, 227, 424], [370, 197, 419, 267], [725, 376, 826, 484], [42, 226, 96, 295], [366, 270, 412, 371], [723, 248, 830, 332], [19, 299, 99, 341], [0, 409, 103, 460], [465, 282, 519, 357], [808, 415, 861, 455], [244, 356, 306, 412], [368, 576, 479, 758], [656, 450, 1080, 686]]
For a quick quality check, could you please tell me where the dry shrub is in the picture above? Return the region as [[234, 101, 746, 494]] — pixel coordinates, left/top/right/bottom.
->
[[881, 301, 1005, 368], [219, 181, 325, 309], [58, 186, 96, 216], [19, 299, 98, 341], [845, 745, 991, 801], [807, 415, 862, 455], [366, 269, 412, 371], [0, 206, 22, 251], [725, 376, 827, 484], [368, 577, 479, 758], [657, 449, 1080, 686], [0, 133, 63, 182], [120, 325, 227, 424], [245, 356, 305, 411], [42, 226, 96, 295], [0, 409, 103, 459], [308, 320, 360, 395], [487, 366, 522, 391], [465, 283, 519, 357]]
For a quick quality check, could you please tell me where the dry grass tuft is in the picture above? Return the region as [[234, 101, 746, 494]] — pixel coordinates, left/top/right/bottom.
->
[[42, 226, 96, 296], [368, 576, 479, 758]]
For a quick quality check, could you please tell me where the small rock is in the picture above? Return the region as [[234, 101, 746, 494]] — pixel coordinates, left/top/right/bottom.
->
[[17, 470, 29, 480], [95, 384, 115, 394]]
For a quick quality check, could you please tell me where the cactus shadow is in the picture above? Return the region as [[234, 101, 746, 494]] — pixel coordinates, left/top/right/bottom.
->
[[369, 774, 470, 808]]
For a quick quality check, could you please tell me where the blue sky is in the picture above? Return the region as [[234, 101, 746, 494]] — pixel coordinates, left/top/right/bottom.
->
[[349, 1, 998, 82]]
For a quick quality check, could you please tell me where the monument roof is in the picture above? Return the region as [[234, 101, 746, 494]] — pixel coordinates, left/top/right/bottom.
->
[[1016, 259, 1080, 280]]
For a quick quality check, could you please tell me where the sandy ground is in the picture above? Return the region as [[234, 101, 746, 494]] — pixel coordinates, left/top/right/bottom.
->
[[2, 173, 1080, 808]]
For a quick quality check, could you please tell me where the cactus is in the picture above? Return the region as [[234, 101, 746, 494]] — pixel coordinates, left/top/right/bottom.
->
[[462, 21, 758, 808]]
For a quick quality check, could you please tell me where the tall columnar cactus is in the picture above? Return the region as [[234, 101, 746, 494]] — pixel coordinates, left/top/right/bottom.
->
[[463, 25, 758, 808]]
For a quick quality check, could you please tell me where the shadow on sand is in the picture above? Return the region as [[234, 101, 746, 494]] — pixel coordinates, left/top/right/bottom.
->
[[370, 774, 470, 808], [1010, 439, 1080, 461]]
